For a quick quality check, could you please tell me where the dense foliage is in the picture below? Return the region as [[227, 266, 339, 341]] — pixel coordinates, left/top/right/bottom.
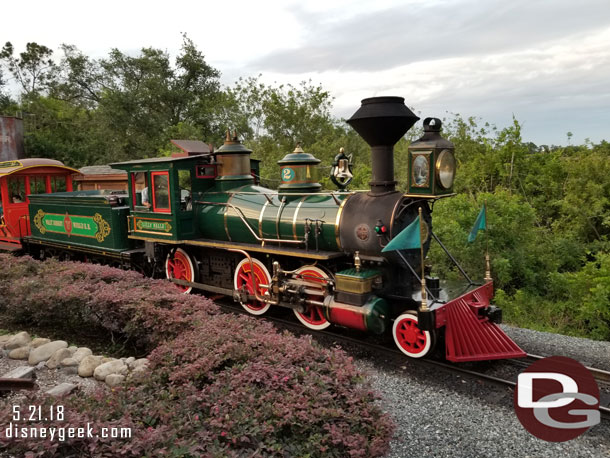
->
[[0, 254, 394, 456], [1, 39, 609, 340]]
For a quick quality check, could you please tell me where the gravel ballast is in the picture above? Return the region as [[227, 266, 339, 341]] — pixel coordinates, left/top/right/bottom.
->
[[357, 325, 610, 458]]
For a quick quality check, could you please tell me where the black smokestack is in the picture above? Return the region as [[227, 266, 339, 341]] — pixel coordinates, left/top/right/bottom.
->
[[347, 96, 419, 194]]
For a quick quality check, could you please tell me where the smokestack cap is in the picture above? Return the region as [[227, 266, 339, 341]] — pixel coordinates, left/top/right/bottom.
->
[[347, 96, 420, 146]]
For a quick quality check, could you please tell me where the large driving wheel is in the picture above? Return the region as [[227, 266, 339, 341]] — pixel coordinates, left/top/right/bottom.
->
[[165, 248, 196, 294], [293, 266, 331, 330], [234, 258, 272, 315], [392, 311, 435, 358]]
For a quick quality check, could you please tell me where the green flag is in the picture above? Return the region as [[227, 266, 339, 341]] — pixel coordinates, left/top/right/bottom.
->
[[382, 216, 421, 252], [468, 204, 486, 243]]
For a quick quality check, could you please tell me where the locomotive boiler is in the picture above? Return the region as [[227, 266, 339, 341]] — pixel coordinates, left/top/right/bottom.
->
[[21, 96, 526, 362]]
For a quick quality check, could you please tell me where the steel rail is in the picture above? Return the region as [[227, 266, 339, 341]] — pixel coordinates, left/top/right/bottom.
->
[[214, 298, 610, 421]]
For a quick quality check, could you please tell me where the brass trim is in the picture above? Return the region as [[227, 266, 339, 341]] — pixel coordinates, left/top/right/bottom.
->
[[128, 235, 180, 244], [259, 200, 269, 239], [182, 238, 345, 260], [275, 198, 286, 242], [402, 193, 456, 199], [133, 229, 174, 236], [334, 196, 349, 250], [435, 149, 456, 190], [224, 192, 234, 242], [389, 196, 403, 237], [292, 197, 306, 240]]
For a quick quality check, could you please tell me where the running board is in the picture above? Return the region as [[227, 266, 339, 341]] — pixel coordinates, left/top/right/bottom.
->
[[444, 295, 526, 363]]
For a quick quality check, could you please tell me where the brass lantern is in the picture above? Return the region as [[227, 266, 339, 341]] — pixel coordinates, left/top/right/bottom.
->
[[406, 117, 456, 197]]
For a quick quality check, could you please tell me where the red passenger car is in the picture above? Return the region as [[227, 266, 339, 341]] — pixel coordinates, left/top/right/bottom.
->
[[0, 158, 78, 248]]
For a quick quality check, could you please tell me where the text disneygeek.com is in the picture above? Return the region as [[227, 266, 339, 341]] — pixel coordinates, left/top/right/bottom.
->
[[4, 405, 132, 442], [4, 423, 132, 441]]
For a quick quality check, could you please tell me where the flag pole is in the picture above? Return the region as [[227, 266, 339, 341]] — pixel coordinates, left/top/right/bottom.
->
[[484, 200, 492, 282], [418, 207, 429, 312]]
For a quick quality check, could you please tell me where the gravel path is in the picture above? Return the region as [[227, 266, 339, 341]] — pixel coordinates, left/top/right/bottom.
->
[[355, 325, 610, 458]]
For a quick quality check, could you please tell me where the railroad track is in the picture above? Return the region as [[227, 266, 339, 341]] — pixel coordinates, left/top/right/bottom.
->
[[217, 298, 610, 421]]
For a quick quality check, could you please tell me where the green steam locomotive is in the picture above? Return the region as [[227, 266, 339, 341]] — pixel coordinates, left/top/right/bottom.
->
[[22, 96, 525, 362]]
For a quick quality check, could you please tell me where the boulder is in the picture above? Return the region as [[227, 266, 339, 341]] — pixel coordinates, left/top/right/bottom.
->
[[124, 356, 136, 366], [93, 360, 128, 381], [46, 348, 76, 369], [0, 334, 13, 345], [60, 357, 79, 367], [130, 358, 150, 370], [30, 338, 51, 348], [105, 374, 125, 387], [8, 346, 30, 360], [72, 347, 92, 363], [28, 341, 68, 365], [5, 332, 31, 350], [46, 383, 77, 398], [78, 355, 104, 377]]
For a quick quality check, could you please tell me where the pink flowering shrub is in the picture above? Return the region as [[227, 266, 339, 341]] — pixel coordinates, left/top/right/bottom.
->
[[0, 253, 394, 456], [0, 253, 217, 349]]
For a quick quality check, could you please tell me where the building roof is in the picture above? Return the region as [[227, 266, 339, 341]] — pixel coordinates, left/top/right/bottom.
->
[[78, 165, 127, 176]]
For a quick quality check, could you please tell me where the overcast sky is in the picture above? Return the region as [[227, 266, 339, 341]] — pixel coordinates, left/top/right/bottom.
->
[[3, 0, 610, 146]]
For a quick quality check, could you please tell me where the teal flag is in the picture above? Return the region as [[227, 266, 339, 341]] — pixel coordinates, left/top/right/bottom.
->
[[468, 204, 486, 242], [382, 216, 421, 252]]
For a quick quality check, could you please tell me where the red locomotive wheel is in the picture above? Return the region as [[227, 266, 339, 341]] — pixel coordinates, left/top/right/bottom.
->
[[234, 258, 272, 315], [293, 266, 331, 331], [165, 248, 195, 294], [392, 311, 433, 358]]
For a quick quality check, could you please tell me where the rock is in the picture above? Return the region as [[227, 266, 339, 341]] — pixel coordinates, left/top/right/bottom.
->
[[36, 361, 47, 370], [101, 357, 116, 364], [72, 347, 92, 363], [0, 334, 13, 345], [2, 366, 36, 379], [78, 355, 104, 377], [5, 332, 30, 350], [30, 338, 51, 348], [60, 357, 79, 367], [105, 374, 125, 387], [67, 345, 78, 353], [129, 366, 149, 382], [131, 358, 149, 370], [125, 356, 136, 366], [8, 346, 30, 360], [46, 348, 76, 369], [94, 360, 128, 381], [28, 341, 68, 365], [46, 383, 77, 398]]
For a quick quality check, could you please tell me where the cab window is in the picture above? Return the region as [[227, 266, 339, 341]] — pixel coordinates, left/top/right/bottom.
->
[[132, 172, 150, 209], [178, 169, 192, 211], [151, 171, 170, 213]]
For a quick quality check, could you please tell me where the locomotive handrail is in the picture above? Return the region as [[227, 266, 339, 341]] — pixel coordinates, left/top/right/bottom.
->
[[196, 200, 304, 246], [201, 190, 355, 206], [430, 231, 474, 285]]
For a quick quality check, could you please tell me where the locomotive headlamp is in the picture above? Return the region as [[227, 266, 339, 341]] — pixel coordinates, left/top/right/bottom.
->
[[435, 149, 456, 189], [407, 118, 456, 197]]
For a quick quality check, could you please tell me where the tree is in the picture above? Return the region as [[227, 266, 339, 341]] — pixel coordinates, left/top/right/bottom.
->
[[0, 42, 58, 97], [0, 68, 14, 111]]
